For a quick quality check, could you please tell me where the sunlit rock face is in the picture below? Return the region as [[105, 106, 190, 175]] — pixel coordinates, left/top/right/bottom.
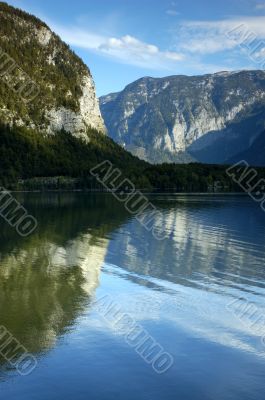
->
[[46, 75, 106, 139], [100, 70, 265, 164]]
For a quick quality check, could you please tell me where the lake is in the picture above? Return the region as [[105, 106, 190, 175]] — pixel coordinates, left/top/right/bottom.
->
[[0, 193, 265, 400]]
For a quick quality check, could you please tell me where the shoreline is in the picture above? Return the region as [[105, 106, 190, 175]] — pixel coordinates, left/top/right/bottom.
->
[[9, 189, 248, 196]]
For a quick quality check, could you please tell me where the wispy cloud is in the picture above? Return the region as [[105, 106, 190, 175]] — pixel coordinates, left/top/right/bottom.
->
[[176, 16, 265, 54], [47, 14, 259, 74], [255, 3, 265, 10], [166, 1, 180, 17], [166, 10, 180, 16], [51, 23, 184, 70]]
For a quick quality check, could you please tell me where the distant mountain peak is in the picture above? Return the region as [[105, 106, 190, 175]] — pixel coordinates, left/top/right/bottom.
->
[[100, 70, 265, 164]]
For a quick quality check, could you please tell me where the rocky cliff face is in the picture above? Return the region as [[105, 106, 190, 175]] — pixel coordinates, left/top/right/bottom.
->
[[0, 2, 105, 140], [45, 75, 106, 139], [100, 71, 265, 164]]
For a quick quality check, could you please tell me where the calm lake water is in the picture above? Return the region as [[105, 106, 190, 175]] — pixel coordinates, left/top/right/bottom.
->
[[0, 193, 265, 399]]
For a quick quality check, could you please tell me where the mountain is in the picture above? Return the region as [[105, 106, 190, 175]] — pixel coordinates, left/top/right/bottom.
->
[[0, 2, 264, 193], [0, 1, 105, 139], [0, 2, 147, 185], [227, 129, 265, 166], [100, 71, 265, 164]]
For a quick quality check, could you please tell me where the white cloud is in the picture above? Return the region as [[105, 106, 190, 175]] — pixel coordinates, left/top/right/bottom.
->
[[176, 16, 265, 54], [50, 24, 184, 70], [99, 35, 159, 56]]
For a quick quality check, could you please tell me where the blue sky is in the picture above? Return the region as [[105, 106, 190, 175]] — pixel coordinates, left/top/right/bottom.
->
[[6, 0, 265, 95]]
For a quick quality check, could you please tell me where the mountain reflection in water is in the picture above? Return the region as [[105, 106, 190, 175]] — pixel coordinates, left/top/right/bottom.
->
[[0, 193, 264, 400]]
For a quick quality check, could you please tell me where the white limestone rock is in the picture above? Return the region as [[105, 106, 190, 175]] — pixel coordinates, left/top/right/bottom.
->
[[46, 75, 106, 140], [36, 27, 52, 46]]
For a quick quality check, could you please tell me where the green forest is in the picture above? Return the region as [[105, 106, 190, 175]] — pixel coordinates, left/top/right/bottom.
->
[[0, 123, 263, 192]]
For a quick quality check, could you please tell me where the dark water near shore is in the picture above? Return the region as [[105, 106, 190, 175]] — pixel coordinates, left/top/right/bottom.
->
[[0, 193, 265, 400]]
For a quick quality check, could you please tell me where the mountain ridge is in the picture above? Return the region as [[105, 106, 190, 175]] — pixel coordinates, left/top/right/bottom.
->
[[100, 70, 265, 164]]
